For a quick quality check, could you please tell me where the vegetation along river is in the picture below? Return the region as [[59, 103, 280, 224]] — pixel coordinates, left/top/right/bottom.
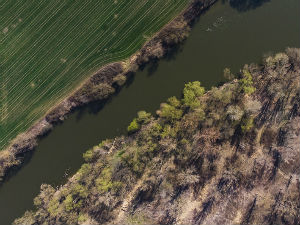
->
[[0, 0, 299, 224]]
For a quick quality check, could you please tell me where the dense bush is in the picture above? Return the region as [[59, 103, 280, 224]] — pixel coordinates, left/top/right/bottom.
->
[[239, 69, 256, 95], [127, 118, 140, 133], [241, 116, 254, 133], [157, 97, 183, 122], [183, 81, 205, 109], [136, 111, 152, 124]]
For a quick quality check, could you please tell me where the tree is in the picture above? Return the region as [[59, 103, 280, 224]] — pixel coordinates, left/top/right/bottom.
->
[[239, 69, 256, 95], [136, 111, 151, 124], [157, 96, 183, 122], [183, 81, 205, 109], [241, 116, 254, 133], [127, 118, 140, 133]]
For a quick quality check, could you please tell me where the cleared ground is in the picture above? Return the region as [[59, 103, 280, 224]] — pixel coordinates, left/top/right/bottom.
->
[[0, 0, 190, 150]]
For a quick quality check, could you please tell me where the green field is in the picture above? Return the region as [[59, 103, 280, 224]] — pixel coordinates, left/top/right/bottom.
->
[[0, 0, 190, 150]]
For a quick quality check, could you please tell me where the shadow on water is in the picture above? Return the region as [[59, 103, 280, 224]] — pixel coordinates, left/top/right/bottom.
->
[[223, 0, 271, 12], [146, 44, 186, 76], [0, 152, 34, 188], [79, 38, 188, 117]]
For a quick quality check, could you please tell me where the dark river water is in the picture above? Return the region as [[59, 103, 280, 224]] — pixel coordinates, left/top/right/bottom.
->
[[0, 0, 299, 224]]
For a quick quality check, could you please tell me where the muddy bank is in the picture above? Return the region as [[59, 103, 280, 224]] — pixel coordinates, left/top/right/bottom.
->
[[0, 0, 217, 181]]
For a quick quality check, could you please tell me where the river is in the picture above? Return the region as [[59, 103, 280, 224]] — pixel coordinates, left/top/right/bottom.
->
[[0, 0, 299, 224]]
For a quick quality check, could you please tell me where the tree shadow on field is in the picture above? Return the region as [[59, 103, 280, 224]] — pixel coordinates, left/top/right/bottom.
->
[[223, 0, 271, 12]]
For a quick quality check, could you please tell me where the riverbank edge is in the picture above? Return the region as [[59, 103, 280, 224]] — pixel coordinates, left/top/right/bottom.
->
[[0, 0, 218, 181]]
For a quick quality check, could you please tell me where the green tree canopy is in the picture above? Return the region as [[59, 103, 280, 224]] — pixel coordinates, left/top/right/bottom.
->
[[183, 81, 205, 109]]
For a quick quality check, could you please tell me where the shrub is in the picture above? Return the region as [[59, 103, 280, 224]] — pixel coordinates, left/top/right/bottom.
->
[[158, 103, 182, 122], [148, 122, 162, 137], [64, 195, 77, 211], [96, 167, 122, 193], [211, 86, 233, 104], [127, 118, 140, 133], [78, 214, 88, 223], [161, 124, 177, 138], [239, 70, 256, 95], [121, 147, 146, 175], [83, 150, 94, 162], [136, 111, 151, 124], [241, 116, 254, 133], [96, 167, 113, 192], [47, 198, 60, 216], [183, 81, 205, 109], [77, 164, 92, 181], [223, 68, 235, 80], [72, 184, 89, 198], [167, 96, 181, 107], [157, 97, 183, 122]]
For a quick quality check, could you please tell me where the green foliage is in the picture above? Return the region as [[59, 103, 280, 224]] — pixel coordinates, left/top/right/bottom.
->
[[72, 184, 89, 198], [96, 167, 123, 193], [148, 122, 163, 137], [62, 183, 89, 212], [78, 214, 88, 223], [83, 150, 94, 162], [78, 163, 92, 178], [127, 118, 140, 133], [47, 198, 60, 216], [98, 139, 112, 148], [183, 81, 205, 109], [116, 149, 126, 158], [241, 116, 254, 133], [64, 194, 82, 212], [179, 138, 189, 146], [136, 111, 152, 124], [167, 96, 181, 107], [121, 147, 147, 175], [159, 103, 183, 122], [158, 97, 183, 122], [239, 70, 256, 95], [161, 123, 180, 138]]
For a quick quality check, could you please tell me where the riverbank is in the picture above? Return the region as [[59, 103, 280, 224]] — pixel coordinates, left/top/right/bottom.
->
[[15, 48, 300, 225], [0, 0, 217, 181]]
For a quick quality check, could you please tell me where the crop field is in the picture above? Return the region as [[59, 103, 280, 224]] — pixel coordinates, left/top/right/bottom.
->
[[0, 0, 190, 150]]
